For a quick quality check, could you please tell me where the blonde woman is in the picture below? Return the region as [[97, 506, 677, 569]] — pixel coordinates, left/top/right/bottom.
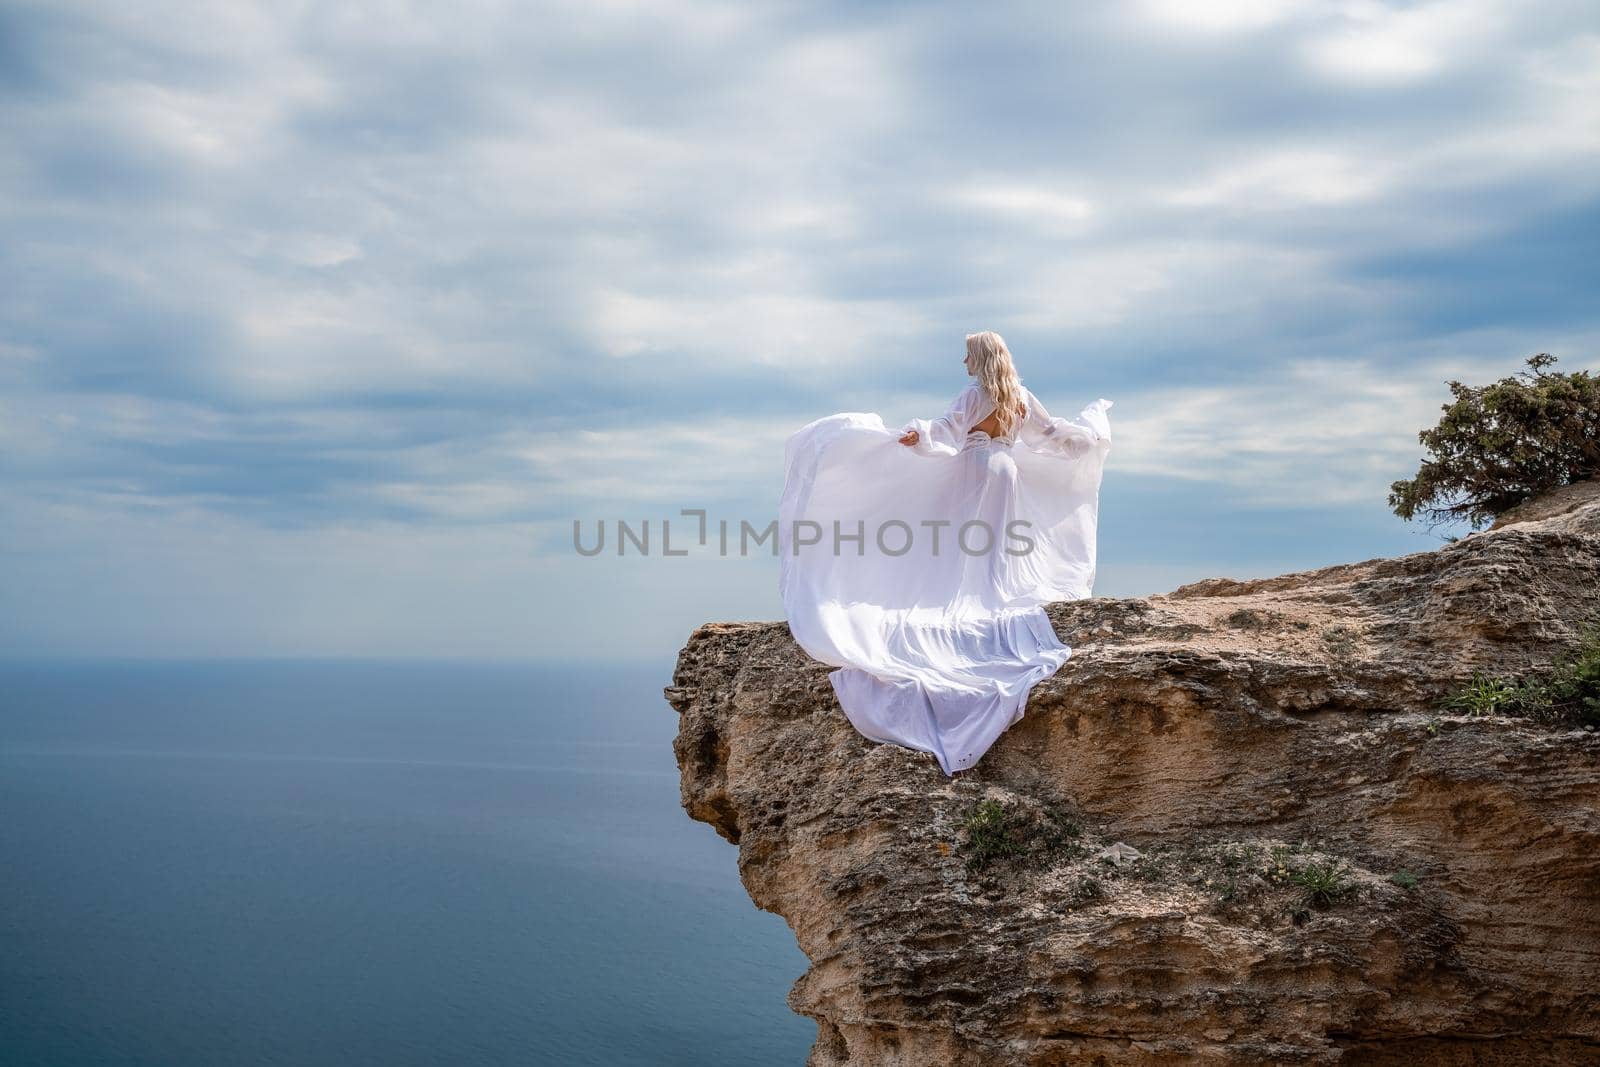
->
[[897, 330, 1031, 449], [778, 331, 1113, 777]]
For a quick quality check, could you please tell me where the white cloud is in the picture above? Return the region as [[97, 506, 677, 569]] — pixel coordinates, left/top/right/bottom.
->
[[1301, 0, 1505, 85], [509, 418, 795, 506], [1167, 150, 1391, 209], [1128, 0, 1306, 35], [582, 286, 929, 367], [1430, 34, 1600, 178], [944, 181, 1096, 232], [990, 239, 1363, 337]]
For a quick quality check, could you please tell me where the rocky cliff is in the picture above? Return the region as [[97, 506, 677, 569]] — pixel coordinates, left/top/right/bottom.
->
[[665, 478, 1600, 1065]]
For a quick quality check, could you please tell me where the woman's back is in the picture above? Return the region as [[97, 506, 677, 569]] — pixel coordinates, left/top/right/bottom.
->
[[969, 395, 1028, 439]]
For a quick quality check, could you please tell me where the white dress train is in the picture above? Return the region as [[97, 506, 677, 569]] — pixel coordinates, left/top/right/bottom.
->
[[778, 381, 1113, 775]]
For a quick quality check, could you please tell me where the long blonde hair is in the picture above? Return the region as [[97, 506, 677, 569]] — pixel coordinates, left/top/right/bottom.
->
[[967, 331, 1026, 436]]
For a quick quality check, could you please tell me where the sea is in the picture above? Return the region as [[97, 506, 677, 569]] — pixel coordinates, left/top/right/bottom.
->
[[0, 659, 815, 1066]]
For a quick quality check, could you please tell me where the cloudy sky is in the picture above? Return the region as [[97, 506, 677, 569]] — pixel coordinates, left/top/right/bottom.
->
[[2, 0, 1596, 662]]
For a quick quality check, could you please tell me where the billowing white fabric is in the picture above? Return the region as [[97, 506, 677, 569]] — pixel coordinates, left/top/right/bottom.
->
[[778, 382, 1113, 775]]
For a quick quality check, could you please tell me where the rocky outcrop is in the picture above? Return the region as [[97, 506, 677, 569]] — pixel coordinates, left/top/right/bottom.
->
[[666, 478, 1600, 1065]]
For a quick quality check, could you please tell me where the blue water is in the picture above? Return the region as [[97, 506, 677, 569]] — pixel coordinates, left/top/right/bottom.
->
[[0, 660, 815, 1066]]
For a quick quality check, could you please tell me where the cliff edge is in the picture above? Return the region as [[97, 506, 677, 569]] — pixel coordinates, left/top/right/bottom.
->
[[666, 478, 1600, 1065]]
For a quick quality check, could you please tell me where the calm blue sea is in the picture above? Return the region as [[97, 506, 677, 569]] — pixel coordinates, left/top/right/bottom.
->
[[0, 660, 814, 1066]]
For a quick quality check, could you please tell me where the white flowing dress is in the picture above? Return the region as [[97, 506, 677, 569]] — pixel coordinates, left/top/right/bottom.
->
[[778, 382, 1113, 775]]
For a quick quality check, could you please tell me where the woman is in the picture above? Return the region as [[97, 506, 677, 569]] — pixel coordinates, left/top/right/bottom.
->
[[778, 331, 1113, 777]]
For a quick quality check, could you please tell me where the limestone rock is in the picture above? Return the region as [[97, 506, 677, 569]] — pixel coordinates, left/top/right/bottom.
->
[[666, 477, 1600, 1065], [1097, 842, 1143, 867]]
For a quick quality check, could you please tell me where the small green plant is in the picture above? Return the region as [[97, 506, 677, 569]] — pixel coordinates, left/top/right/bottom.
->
[[1440, 669, 1519, 715], [1034, 803, 1086, 863], [1424, 717, 1441, 737], [961, 799, 1029, 871], [1438, 616, 1600, 726], [1389, 869, 1421, 890], [1264, 845, 1294, 885], [1207, 842, 1258, 903], [1504, 677, 1558, 719], [1542, 621, 1600, 725], [1213, 842, 1254, 871], [959, 799, 1083, 873], [1122, 844, 1175, 883], [1292, 859, 1354, 909]]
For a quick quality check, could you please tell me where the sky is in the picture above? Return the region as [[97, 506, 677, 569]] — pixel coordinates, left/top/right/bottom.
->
[[1, 0, 1597, 662]]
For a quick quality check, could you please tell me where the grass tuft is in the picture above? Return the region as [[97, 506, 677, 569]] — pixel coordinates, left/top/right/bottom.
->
[[959, 799, 1084, 874], [1439, 615, 1600, 727], [1388, 869, 1421, 890], [1292, 859, 1354, 909]]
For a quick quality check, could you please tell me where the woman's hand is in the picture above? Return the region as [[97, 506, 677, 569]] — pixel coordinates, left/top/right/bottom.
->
[[898, 429, 919, 446]]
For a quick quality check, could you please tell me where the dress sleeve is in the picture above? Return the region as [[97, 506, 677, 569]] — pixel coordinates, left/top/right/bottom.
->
[[900, 384, 979, 458], [1018, 387, 1102, 459]]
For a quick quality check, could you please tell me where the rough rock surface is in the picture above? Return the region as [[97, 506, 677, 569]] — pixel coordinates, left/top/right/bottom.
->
[[666, 478, 1600, 1065]]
